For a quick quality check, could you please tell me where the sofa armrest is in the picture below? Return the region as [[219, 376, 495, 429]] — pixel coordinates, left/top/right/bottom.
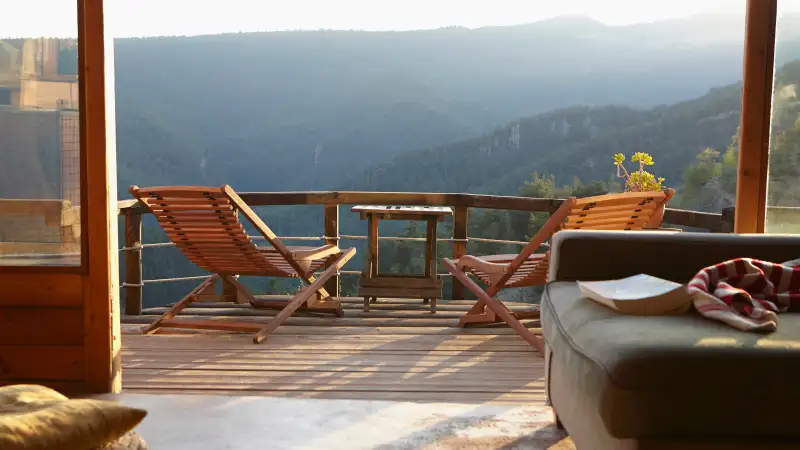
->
[[548, 230, 800, 283]]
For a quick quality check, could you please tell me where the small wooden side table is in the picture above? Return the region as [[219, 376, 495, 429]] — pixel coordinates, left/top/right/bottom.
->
[[352, 205, 453, 313]]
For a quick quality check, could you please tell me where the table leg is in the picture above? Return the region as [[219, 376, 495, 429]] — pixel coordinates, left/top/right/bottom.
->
[[426, 218, 438, 313], [363, 214, 375, 312], [371, 216, 379, 306]]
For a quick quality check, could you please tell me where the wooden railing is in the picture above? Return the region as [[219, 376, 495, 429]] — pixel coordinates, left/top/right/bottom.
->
[[117, 191, 735, 315]]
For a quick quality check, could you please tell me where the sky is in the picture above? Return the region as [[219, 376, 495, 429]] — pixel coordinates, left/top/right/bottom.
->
[[4, 0, 797, 38]]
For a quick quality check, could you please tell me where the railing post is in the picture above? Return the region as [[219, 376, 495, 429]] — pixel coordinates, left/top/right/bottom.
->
[[324, 203, 340, 297], [123, 210, 143, 315], [221, 277, 238, 303], [451, 206, 468, 300], [721, 206, 736, 233]]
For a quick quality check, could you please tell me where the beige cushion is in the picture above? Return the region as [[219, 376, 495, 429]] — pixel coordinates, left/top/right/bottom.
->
[[0, 384, 147, 450]]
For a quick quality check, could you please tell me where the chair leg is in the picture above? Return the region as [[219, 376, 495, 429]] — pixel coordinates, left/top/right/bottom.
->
[[443, 259, 498, 326], [254, 248, 356, 344], [443, 259, 543, 353], [144, 275, 219, 335]]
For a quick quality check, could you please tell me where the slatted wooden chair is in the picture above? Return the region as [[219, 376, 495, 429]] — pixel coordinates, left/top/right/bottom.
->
[[442, 189, 674, 352], [130, 185, 356, 343]]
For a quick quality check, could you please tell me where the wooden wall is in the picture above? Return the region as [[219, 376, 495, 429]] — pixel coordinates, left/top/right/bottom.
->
[[0, 272, 87, 393], [0, 0, 119, 395]]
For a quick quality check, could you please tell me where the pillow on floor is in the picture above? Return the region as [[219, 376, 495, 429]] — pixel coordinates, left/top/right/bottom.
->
[[0, 384, 147, 450]]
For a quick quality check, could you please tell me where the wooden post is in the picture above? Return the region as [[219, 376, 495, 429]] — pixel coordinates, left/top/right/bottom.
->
[[221, 277, 238, 303], [123, 211, 142, 315], [79, 0, 121, 393], [721, 207, 736, 233], [736, 0, 777, 233], [323, 204, 339, 297], [451, 206, 468, 300]]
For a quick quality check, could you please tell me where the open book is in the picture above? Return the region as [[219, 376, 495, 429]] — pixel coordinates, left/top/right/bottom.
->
[[578, 274, 692, 315]]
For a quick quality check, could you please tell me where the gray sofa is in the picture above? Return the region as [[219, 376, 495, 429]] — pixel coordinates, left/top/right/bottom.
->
[[542, 230, 800, 449]]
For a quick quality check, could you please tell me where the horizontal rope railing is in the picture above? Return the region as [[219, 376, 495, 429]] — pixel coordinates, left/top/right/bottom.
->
[[120, 235, 519, 252], [122, 269, 453, 287]]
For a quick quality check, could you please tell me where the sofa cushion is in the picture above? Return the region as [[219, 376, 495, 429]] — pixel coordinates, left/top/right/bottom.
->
[[0, 384, 147, 449], [542, 282, 800, 440]]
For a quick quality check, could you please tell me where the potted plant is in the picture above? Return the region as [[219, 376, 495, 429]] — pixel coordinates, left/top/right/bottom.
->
[[613, 152, 665, 192], [613, 152, 671, 229]]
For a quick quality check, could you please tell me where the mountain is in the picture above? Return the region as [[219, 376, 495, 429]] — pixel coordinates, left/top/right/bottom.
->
[[113, 13, 800, 195], [109, 16, 800, 306], [341, 82, 742, 195]]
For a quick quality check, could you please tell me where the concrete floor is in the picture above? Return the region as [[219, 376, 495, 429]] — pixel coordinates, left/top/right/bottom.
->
[[102, 393, 570, 449]]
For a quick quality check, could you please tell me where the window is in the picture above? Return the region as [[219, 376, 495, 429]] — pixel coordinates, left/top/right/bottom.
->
[[766, 0, 800, 233], [0, 1, 81, 266]]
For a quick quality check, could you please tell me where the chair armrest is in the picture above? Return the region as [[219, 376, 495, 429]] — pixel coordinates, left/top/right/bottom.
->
[[455, 255, 509, 274], [290, 244, 340, 260], [548, 230, 800, 283]]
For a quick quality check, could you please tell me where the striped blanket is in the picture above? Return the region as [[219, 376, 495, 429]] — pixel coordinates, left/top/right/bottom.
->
[[687, 258, 800, 332]]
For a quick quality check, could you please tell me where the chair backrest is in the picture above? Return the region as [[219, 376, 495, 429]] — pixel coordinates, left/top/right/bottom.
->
[[561, 189, 674, 231], [129, 185, 296, 276], [508, 189, 674, 276]]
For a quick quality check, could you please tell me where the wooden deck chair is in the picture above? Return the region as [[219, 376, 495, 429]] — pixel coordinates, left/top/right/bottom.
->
[[130, 185, 356, 343], [442, 189, 674, 352]]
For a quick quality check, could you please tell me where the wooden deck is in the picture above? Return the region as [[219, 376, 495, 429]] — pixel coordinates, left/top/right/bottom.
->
[[121, 297, 545, 404]]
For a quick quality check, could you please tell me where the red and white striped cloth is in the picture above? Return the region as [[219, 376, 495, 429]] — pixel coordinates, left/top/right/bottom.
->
[[687, 258, 800, 332]]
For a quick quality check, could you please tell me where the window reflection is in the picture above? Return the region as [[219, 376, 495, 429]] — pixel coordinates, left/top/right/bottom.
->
[[0, 35, 81, 266]]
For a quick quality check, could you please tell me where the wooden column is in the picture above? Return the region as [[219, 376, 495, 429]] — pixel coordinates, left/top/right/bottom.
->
[[450, 206, 468, 300], [323, 204, 339, 297], [123, 211, 142, 315], [736, 0, 778, 233], [79, 0, 121, 393]]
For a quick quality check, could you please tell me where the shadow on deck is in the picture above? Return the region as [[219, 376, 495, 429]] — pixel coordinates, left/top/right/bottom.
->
[[121, 297, 545, 404]]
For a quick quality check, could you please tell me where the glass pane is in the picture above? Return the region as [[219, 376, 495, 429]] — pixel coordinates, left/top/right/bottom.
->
[[766, 0, 800, 233], [0, 2, 81, 266]]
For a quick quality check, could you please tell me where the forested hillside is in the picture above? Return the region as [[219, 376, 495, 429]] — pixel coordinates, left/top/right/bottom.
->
[[114, 15, 800, 306], [343, 83, 742, 200], [114, 14, 800, 195]]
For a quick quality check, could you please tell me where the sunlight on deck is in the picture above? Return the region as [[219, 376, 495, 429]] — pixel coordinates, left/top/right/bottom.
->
[[121, 330, 545, 404]]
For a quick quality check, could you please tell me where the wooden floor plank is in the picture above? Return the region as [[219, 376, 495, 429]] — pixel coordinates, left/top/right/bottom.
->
[[123, 337, 534, 353], [178, 300, 536, 312], [123, 314, 541, 329], [123, 324, 529, 336], [121, 388, 545, 404], [124, 333, 531, 344], [122, 362, 540, 374], [122, 350, 538, 363], [122, 380, 543, 394], [123, 368, 542, 384]]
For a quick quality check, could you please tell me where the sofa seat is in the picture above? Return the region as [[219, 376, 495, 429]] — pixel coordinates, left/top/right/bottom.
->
[[542, 281, 800, 441]]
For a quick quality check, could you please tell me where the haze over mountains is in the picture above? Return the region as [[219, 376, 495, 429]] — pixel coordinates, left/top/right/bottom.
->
[[107, 12, 800, 304], [114, 13, 800, 195]]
